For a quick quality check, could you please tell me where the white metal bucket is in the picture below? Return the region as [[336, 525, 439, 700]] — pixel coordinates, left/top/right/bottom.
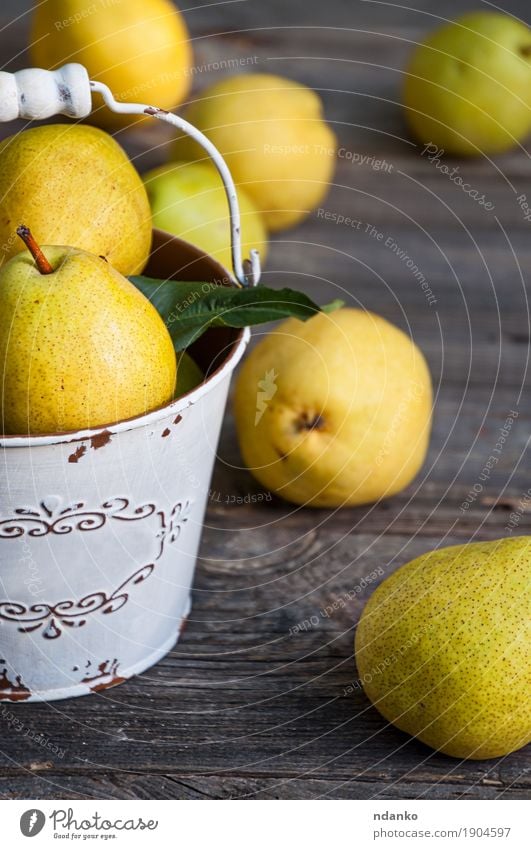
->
[[0, 230, 249, 702]]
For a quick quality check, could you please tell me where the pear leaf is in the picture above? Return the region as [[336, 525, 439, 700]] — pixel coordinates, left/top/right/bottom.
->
[[129, 276, 343, 351]]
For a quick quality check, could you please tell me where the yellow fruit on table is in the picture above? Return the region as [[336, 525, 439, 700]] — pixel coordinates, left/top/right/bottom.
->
[[355, 537, 531, 760], [171, 74, 336, 232], [404, 12, 531, 155], [0, 124, 152, 275], [0, 230, 176, 434], [30, 0, 192, 130], [233, 308, 432, 507], [143, 161, 268, 274]]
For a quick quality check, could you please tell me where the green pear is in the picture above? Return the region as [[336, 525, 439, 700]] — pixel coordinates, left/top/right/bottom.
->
[[0, 228, 176, 434], [404, 12, 531, 155], [144, 161, 268, 274], [0, 124, 152, 274], [355, 537, 531, 759], [175, 352, 204, 397]]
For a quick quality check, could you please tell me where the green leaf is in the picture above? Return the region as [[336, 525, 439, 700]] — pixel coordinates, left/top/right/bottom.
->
[[130, 275, 342, 351]]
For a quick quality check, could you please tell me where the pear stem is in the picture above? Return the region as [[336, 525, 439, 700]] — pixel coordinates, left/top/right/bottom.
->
[[16, 225, 54, 275]]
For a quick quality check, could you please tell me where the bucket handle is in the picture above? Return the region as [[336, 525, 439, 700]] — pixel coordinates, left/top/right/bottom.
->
[[0, 63, 261, 288]]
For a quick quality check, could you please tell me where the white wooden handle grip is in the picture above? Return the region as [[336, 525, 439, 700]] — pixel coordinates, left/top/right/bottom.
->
[[0, 63, 91, 121]]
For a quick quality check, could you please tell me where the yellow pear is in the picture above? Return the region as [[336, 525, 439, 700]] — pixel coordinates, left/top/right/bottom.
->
[[0, 125, 152, 274], [355, 537, 531, 759], [171, 74, 336, 232], [143, 161, 268, 273], [0, 229, 176, 434], [233, 308, 432, 507], [30, 0, 192, 130]]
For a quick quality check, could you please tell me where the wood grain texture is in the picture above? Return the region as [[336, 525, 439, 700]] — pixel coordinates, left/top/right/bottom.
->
[[0, 0, 530, 800]]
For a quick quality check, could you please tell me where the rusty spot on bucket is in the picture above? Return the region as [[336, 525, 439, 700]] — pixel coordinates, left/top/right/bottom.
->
[[90, 676, 126, 693], [90, 429, 112, 450], [0, 665, 31, 701], [174, 414, 182, 425], [161, 428, 171, 438], [68, 444, 87, 464], [81, 658, 126, 692]]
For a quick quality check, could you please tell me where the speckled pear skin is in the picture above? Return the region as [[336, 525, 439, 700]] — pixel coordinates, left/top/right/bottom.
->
[[0, 246, 177, 434], [355, 537, 531, 760], [0, 124, 152, 275]]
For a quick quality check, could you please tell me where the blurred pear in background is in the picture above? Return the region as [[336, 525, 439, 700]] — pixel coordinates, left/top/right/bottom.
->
[[30, 0, 192, 130]]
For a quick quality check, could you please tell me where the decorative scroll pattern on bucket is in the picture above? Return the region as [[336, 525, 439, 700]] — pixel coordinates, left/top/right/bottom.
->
[[0, 497, 193, 640]]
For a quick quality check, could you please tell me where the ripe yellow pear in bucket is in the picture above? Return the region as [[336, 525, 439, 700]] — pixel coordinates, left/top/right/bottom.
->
[[0, 125, 152, 274], [0, 228, 176, 435], [30, 0, 192, 131], [355, 537, 531, 759], [233, 308, 432, 507], [171, 74, 336, 232]]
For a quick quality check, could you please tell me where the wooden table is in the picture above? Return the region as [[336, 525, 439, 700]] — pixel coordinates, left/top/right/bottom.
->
[[0, 0, 530, 800]]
